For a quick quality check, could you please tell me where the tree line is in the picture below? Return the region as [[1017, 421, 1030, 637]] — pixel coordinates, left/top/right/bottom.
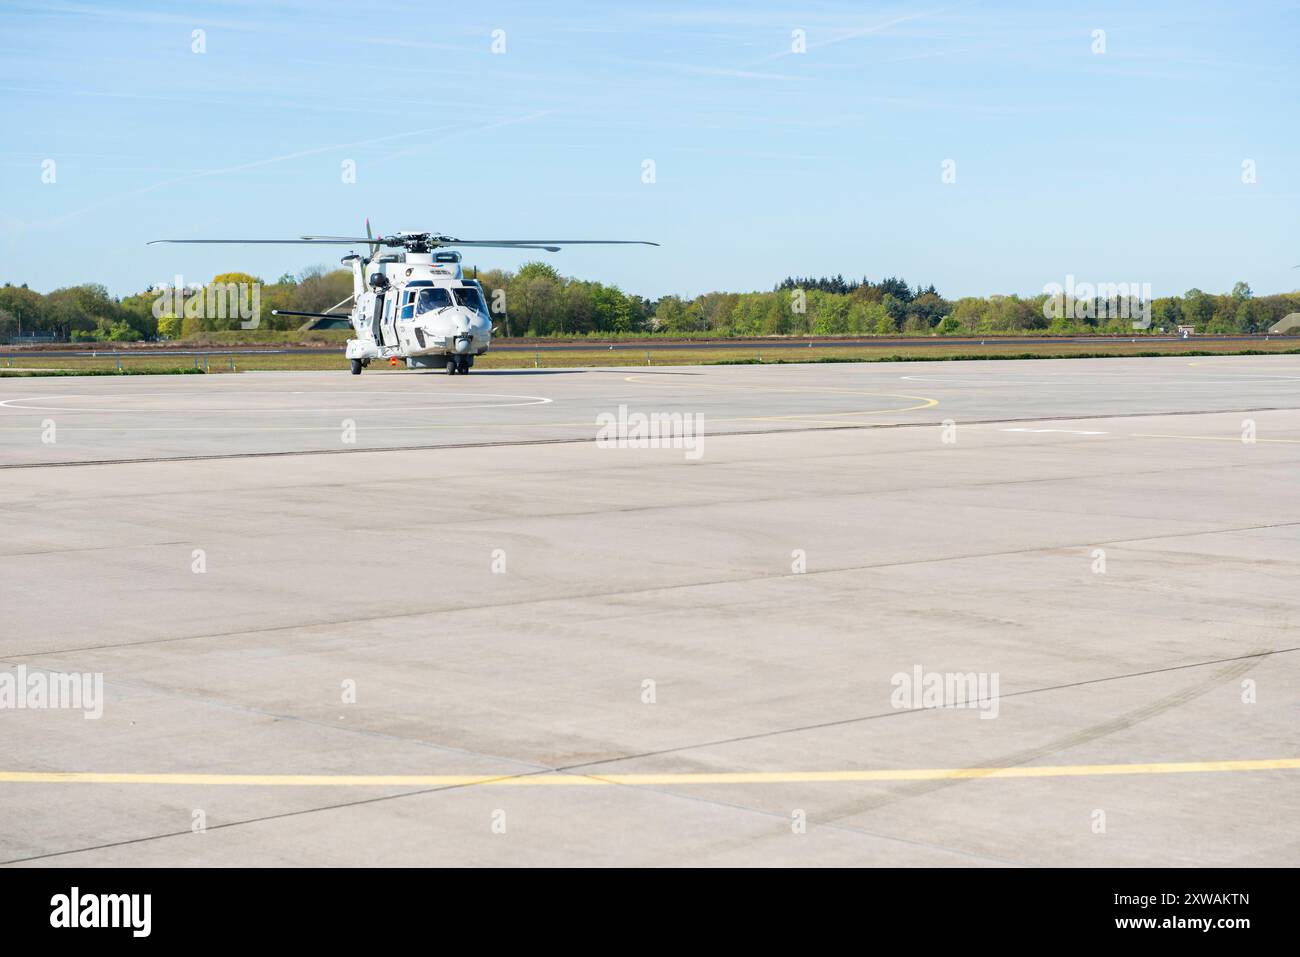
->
[[3, 265, 1297, 342], [0, 267, 354, 342]]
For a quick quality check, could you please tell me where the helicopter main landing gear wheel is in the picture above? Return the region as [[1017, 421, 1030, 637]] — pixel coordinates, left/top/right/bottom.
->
[[350, 358, 363, 375]]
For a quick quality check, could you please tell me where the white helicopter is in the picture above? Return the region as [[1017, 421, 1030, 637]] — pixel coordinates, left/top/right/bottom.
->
[[149, 227, 657, 375]]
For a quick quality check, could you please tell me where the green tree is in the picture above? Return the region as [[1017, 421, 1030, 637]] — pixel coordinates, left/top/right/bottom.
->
[[509, 268, 562, 334], [653, 295, 692, 334], [156, 314, 183, 339], [290, 268, 351, 316], [591, 284, 634, 333], [118, 289, 160, 339], [1152, 297, 1182, 331], [1182, 289, 1213, 328], [0, 284, 44, 337], [45, 285, 116, 339]]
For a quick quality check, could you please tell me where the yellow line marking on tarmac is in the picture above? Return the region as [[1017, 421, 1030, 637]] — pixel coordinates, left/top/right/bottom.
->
[[740, 395, 939, 420], [744, 417, 895, 427], [2, 758, 1297, 787]]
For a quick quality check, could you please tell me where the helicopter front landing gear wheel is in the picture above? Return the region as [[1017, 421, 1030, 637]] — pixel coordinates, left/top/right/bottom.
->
[[350, 358, 363, 375], [445, 358, 458, 375], [457, 356, 470, 375]]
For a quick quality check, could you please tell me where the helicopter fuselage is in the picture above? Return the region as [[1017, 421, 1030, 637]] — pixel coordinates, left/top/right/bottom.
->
[[343, 250, 492, 373]]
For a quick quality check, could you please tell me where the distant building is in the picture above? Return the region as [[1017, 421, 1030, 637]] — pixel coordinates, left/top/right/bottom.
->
[[300, 316, 351, 331], [1269, 313, 1300, 334]]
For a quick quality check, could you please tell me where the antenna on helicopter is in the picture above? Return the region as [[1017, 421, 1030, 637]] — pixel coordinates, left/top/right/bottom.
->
[[365, 218, 380, 260]]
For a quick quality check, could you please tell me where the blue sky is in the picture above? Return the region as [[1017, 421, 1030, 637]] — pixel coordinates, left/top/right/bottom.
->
[[1, 0, 1296, 300]]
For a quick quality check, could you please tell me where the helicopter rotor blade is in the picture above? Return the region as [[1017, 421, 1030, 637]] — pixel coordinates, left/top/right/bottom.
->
[[435, 240, 658, 253], [444, 243, 563, 252], [447, 240, 660, 247], [148, 236, 658, 252], [147, 238, 373, 245], [298, 236, 386, 243]]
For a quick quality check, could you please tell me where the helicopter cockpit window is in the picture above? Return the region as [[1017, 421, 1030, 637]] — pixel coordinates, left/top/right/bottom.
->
[[453, 286, 489, 317], [414, 288, 453, 315]]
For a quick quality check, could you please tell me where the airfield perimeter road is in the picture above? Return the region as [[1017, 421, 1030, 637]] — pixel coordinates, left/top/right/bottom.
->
[[1, 355, 1298, 866]]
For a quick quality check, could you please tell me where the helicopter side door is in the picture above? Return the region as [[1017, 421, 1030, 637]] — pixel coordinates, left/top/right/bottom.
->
[[381, 292, 397, 348], [369, 293, 384, 344]]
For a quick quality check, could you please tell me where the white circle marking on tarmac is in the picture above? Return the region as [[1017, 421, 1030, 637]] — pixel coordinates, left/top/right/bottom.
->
[[0, 391, 554, 415]]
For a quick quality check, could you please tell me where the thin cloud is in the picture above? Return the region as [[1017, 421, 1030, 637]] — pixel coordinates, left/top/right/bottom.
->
[[41, 112, 551, 226], [757, 0, 983, 63]]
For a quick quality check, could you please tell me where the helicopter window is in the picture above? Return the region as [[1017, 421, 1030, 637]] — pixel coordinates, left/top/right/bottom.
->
[[399, 291, 416, 320], [453, 286, 488, 316], [414, 288, 453, 314]]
